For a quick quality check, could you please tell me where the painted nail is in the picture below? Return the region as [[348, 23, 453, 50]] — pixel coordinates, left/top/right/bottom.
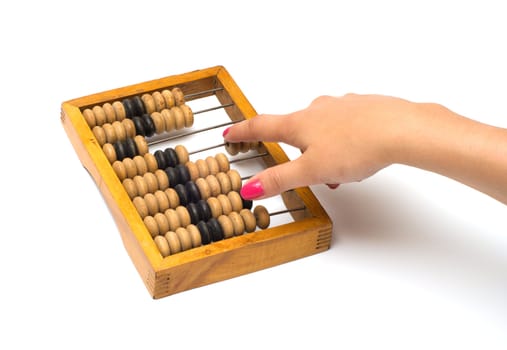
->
[[222, 127, 231, 137], [240, 179, 264, 200], [326, 183, 340, 189]]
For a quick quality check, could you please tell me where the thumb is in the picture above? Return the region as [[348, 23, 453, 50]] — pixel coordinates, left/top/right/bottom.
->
[[240, 156, 310, 200]]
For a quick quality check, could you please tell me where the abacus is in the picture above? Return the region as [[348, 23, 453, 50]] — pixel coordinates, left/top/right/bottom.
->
[[61, 66, 333, 299]]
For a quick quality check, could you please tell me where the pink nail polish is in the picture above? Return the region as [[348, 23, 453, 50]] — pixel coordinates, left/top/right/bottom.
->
[[240, 180, 264, 199], [222, 127, 231, 137], [326, 183, 340, 189]]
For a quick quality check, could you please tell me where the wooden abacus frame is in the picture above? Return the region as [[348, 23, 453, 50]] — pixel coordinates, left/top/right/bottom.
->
[[61, 65, 333, 299]]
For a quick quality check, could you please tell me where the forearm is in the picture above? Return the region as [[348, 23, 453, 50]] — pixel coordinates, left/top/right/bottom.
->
[[397, 103, 507, 205]]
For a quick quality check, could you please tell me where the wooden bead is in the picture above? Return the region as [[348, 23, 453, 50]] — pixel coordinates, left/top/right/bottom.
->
[[112, 160, 127, 181], [171, 106, 185, 130], [217, 172, 232, 194], [102, 143, 117, 163], [103, 103, 116, 123], [196, 159, 209, 178], [143, 172, 158, 193], [165, 231, 181, 254], [161, 109, 175, 132], [133, 175, 148, 197], [205, 156, 219, 175], [133, 196, 149, 218], [154, 190, 170, 212], [217, 214, 234, 239], [123, 178, 137, 198], [122, 118, 136, 138], [175, 227, 192, 251], [196, 177, 211, 200], [134, 135, 148, 155], [180, 104, 194, 127], [154, 212, 169, 235], [161, 89, 175, 108], [228, 169, 242, 192], [144, 215, 159, 237], [206, 197, 222, 218], [112, 120, 126, 141], [82, 108, 96, 127], [240, 209, 256, 233], [150, 111, 165, 134], [186, 161, 199, 181], [228, 191, 243, 212], [172, 87, 185, 105], [154, 235, 170, 257], [92, 105, 106, 126], [144, 194, 159, 217], [112, 101, 126, 120], [123, 158, 138, 178], [186, 224, 202, 248], [229, 211, 245, 236], [254, 205, 270, 229], [154, 169, 169, 190], [164, 188, 180, 208], [217, 194, 232, 215], [141, 93, 156, 114], [164, 209, 180, 232], [102, 123, 116, 144], [175, 145, 189, 164], [133, 155, 148, 176], [225, 142, 240, 156], [152, 91, 166, 112], [144, 153, 158, 173], [92, 126, 107, 146], [206, 174, 221, 197], [176, 206, 191, 227], [215, 153, 230, 172]]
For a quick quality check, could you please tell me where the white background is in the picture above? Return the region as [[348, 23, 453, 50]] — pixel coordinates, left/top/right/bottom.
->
[[1, 1, 506, 349]]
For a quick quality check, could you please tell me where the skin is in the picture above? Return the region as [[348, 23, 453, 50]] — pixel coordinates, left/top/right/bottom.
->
[[223, 93, 507, 205]]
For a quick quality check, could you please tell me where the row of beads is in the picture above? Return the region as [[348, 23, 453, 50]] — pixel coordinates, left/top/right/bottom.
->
[[131, 171, 243, 217], [91, 104, 193, 146], [152, 205, 271, 257], [82, 87, 185, 128]]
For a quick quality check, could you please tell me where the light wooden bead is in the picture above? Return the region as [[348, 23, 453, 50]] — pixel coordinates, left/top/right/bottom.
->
[[206, 174, 221, 197], [196, 159, 209, 178], [154, 235, 170, 257], [175, 145, 189, 164], [186, 224, 202, 248], [172, 87, 185, 105], [217, 215, 234, 239], [217, 194, 232, 215], [134, 135, 149, 155], [229, 211, 245, 236], [122, 118, 136, 138], [112, 120, 126, 141], [92, 126, 106, 146], [152, 91, 166, 112], [150, 112, 165, 134], [164, 188, 180, 208], [144, 153, 158, 173], [217, 172, 231, 194], [171, 106, 185, 130], [206, 156, 219, 175], [215, 153, 230, 172], [180, 104, 194, 127], [228, 191, 243, 212], [133, 175, 148, 197], [254, 205, 270, 229], [144, 216, 159, 237], [123, 178, 137, 198], [141, 93, 156, 114], [133, 155, 148, 176], [102, 123, 116, 144], [207, 197, 222, 218], [161, 109, 175, 132], [144, 193, 159, 216], [175, 227, 192, 251], [165, 231, 181, 254], [102, 143, 116, 163], [186, 161, 199, 181], [196, 178, 211, 200], [154, 190, 170, 212], [154, 169, 169, 190], [123, 158, 137, 178], [165, 209, 180, 231], [133, 196, 149, 218], [92, 105, 106, 126], [240, 209, 256, 233], [143, 172, 158, 193], [161, 89, 175, 108], [82, 108, 96, 127], [175, 206, 191, 227], [228, 169, 242, 192], [112, 101, 126, 120], [154, 212, 169, 235], [225, 142, 240, 156], [103, 102, 116, 123], [112, 161, 127, 181]]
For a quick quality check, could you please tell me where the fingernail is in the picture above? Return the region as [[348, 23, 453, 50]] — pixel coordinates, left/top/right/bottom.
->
[[222, 127, 231, 137], [240, 179, 264, 199], [326, 183, 340, 189]]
